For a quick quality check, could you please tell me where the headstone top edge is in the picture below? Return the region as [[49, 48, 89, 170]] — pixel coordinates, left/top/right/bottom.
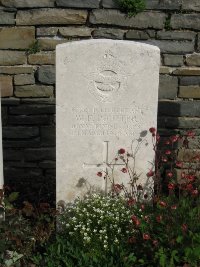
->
[[56, 39, 160, 53]]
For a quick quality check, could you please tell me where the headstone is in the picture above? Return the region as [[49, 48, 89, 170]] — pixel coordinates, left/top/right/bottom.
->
[[56, 39, 160, 203]]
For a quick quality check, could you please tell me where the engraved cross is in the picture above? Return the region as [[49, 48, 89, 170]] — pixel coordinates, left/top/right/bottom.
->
[[83, 141, 124, 192]]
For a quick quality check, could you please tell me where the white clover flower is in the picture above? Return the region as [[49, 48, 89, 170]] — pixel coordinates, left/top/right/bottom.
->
[[66, 223, 70, 227]]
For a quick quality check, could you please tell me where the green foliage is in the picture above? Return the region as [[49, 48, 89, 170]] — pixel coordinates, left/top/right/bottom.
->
[[26, 40, 40, 55], [32, 236, 137, 267], [58, 194, 134, 252], [165, 16, 172, 30], [1, 129, 200, 266], [116, 0, 146, 16], [0, 188, 56, 266]]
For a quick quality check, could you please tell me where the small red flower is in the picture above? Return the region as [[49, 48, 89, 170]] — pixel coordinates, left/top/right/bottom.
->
[[149, 127, 156, 134], [168, 183, 176, 190], [156, 134, 160, 142], [187, 130, 195, 138], [121, 168, 127, 173], [143, 233, 151, 240], [118, 148, 125, 154], [166, 171, 173, 178], [127, 198, 135, 206], [186, 184, 193, 192], [140, 204, 145, 211], [131, 215, 141, 226], [113, 184, 123, 193], [159, 201, 167, 208], [182, 224, 188, 232], [170, 135, 178, 143], [147, 169, 154, 177], [161, 156, 168, 162], [164, 140, 170, 145], [115, 157, 118, 161], [165, 150, 171, 155], [97, 172, 102, 177], [186, 174, 195, 182], [191, 189, 198, 196], [153, 240, 158, 246], [171, 205, 177, 210], [156, 215, 162, 223], [176, 161, 183, 168]]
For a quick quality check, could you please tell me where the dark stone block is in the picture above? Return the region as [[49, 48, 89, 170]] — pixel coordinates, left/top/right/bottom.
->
[[159, 75, 178, 99], [1, 98, 20, 106], [101, 0, 118, 8], [4, 167, 42, 179], [3, 138, 41, 148], [179, 76, 200, 86], [8, 115, 54, 125], [45, 168, 56, 178], [39, 160, 55, 169], [89, 10, 166, 29], [1, 106, 8, 126], [158, 116, 200, 129], [142, 40, 194, 54], [9, 104, 55, 115], [3, 149, 24, 161], [37, 65, 55, 85], [40, 126, 55, 146], [4, 161, 37, 168], [158, 101, 200, 117], [24, 148, 55, 161], [56, 0, 100, 8], [2, 126, 39, 139], [146, 0, 181, 10], [92, 28, 125, 39], [21, 98, 55, 104]]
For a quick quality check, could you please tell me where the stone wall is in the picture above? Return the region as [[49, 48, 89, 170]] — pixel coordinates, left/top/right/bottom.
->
[[0, 0, 200, 204]]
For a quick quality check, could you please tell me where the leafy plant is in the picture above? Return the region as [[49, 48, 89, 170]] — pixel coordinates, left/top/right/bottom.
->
[[0, 187, 56, 266], [116, 0, 146, 16], [26, 40, 40, 55], [165, 16, 172, 30]]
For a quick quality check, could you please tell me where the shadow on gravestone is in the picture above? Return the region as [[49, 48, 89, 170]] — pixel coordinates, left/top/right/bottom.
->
[[56, 39, 160, 204]]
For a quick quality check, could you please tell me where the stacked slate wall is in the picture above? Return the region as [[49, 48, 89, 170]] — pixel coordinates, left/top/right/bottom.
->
[[0, 0, 200, 204]]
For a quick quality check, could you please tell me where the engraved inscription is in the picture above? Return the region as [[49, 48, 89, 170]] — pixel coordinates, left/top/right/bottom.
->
[[69, 105, 149, 136]]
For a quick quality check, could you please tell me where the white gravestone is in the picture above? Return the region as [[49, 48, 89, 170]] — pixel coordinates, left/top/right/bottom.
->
[[56, 40, 160, 203]]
